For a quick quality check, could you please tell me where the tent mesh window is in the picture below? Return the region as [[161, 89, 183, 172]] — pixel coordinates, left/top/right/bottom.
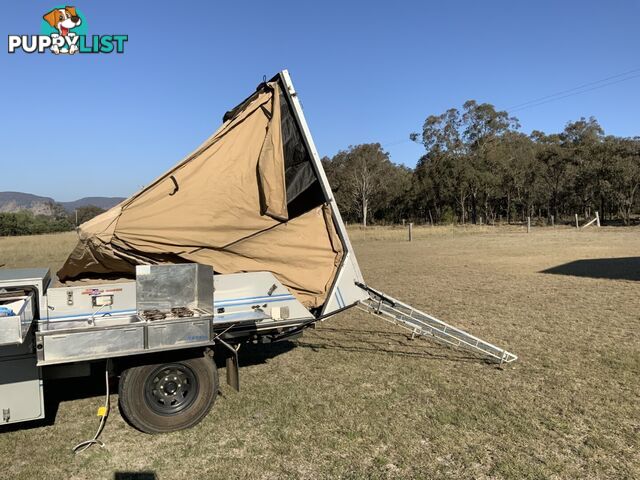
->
[[278, 89, 326, 219]]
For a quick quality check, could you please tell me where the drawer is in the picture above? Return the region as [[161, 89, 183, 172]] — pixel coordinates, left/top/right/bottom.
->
[[42, 326, 144, 363], [0, 294, 34, 346], [147, 319, 210, 349]]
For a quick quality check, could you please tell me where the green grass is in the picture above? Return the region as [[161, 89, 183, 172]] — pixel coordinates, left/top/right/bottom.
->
[[1, 226, 639, 479]]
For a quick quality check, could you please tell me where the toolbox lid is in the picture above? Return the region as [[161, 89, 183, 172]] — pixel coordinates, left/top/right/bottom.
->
[[0, 268, 50, 284]]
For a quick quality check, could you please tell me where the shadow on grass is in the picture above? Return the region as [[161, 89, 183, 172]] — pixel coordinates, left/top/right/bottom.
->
[[236, 328, 487, 363], [296, 329, 482, 364], [221, 340, 297, 367], [0, 343, 298, 433], [541, 257, 640, 281], [314, 326, 417, 337], [0, 333, 487, 435], [114, 473, 157, 480]]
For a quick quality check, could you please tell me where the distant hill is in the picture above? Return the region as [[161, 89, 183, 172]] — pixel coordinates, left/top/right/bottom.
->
[[0, 192, 125, 215], [0, 192, 57, 215], [60, 197, 125, 211]]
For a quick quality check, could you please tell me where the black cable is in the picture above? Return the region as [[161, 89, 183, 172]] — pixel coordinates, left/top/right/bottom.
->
[[507, 67, 640, 111], [271, 302, 360, 342]]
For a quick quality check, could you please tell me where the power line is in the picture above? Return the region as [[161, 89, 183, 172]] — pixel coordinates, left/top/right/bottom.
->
[[383, 67, 640, 147], [507, 67, 640, 113], [507, 67, 640, 109], [509, 73, 640, 113]]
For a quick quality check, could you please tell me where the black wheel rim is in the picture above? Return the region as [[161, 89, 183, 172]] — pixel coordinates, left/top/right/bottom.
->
[[144, 363, 199, 416]]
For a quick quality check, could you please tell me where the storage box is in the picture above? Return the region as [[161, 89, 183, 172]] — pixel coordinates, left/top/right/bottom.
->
[[136, 263, 214, 314]]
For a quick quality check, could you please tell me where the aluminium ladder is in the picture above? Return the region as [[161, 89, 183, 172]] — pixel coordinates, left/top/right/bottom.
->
[[356, 283, 517, 364]]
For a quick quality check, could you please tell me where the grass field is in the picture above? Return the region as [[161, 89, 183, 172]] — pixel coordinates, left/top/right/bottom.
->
[[1, 226, 639, 479]]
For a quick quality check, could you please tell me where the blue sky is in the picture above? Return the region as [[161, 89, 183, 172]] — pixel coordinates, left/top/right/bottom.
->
[[1, 1, 638, 201]]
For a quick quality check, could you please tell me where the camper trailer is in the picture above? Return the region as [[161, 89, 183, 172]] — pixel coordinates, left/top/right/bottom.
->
[[0, 71, 516, 436]]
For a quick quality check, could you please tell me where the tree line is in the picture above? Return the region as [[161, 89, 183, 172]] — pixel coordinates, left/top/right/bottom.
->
[[322, 102, 640, 226], [0, 205, 104, 236]]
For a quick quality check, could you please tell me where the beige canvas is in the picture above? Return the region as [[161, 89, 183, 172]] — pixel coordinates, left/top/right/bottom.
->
[[58, 82, 342, 308]]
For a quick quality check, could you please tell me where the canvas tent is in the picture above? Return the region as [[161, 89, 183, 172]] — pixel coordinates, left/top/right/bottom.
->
[[58, 77, 343, 308]]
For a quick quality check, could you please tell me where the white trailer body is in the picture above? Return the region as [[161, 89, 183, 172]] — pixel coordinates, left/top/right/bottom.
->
[[0, 71, 515, 434]]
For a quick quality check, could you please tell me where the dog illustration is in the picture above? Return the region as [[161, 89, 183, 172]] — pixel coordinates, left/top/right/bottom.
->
[[42, 6, 82, 54]]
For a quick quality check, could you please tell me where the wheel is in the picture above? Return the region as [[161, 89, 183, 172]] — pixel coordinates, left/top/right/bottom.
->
[[118, 356, 218, 434]]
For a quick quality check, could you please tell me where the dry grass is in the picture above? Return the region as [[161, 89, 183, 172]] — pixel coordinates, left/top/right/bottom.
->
[[1, 226, 639, 479], [0, 231, 78, 274]]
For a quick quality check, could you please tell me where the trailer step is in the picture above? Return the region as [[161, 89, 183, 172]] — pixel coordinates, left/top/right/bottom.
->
[[356, 284, 517, 364]]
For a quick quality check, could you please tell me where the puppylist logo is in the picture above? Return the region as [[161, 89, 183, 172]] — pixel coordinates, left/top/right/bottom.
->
[[8, 6, 128, 54]]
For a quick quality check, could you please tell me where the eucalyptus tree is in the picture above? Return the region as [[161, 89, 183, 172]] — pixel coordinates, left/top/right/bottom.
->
[[562, 117, 605, 217], [323, 144, 408, 226], [411, 101, 518, 223], [607, 136, 640, 224]]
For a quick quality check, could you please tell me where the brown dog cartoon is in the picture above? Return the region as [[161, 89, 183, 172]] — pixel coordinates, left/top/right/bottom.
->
[[42, 6, 82, 54]]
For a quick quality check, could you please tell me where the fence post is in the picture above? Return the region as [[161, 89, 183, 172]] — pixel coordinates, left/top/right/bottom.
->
[[575, 214, 579, 229], [527, 217, 531, 233], [408, 222, 413, 242], [595, 211, 600, 227]]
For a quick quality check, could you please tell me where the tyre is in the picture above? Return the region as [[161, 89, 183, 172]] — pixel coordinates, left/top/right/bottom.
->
[[118, 355, 218, 434]]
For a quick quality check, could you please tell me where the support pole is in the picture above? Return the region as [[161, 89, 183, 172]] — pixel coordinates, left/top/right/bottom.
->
[[575, 214, 579, 229], [596, 211, 600, 227], [218, 339, 240, 392], [408, 222, 413, 242], [527, 217, 531, 233], [551, 215, 554, 228]]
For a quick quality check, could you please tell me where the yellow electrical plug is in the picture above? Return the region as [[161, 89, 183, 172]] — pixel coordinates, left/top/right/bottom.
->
[[97, 406, 108, 417]]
